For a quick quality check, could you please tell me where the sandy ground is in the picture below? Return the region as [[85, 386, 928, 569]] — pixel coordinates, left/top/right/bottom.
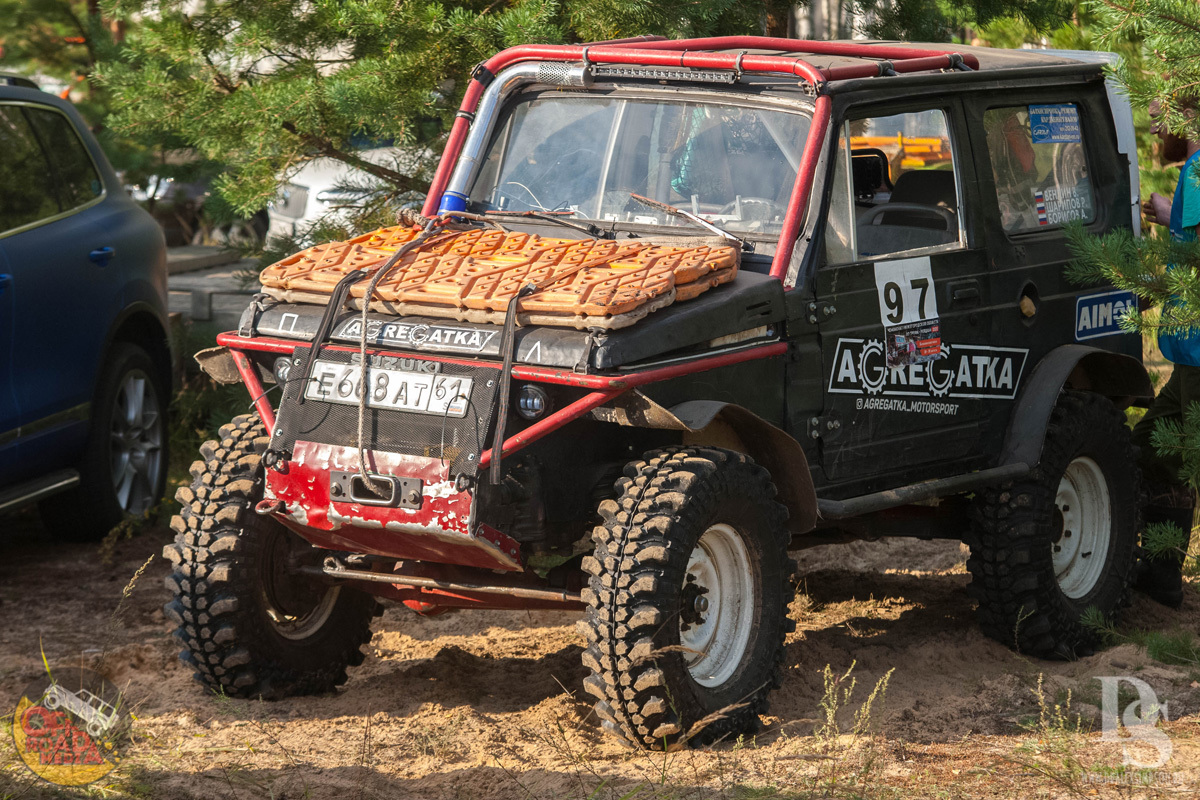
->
[[2, 510, 1198, 800]]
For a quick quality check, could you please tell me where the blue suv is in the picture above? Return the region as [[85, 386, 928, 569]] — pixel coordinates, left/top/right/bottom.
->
[[0, 82, 171, 539]]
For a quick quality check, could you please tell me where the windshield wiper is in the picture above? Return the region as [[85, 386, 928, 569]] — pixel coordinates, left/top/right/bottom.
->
[[628, 193, 748, 250], [474, 209, 609, 238]]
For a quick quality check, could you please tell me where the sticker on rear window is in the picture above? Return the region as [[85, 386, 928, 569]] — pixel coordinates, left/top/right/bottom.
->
[[1032, 182, 1094, 226], [1029, 104, 1082, 144]]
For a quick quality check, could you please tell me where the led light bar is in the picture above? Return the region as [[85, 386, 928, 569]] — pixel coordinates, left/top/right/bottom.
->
[[589, 65, 739, 84]]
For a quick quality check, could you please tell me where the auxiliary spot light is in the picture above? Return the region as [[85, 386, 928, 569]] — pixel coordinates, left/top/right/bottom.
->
[[273, 356, 293, 385], [516, 385, 550, 420]]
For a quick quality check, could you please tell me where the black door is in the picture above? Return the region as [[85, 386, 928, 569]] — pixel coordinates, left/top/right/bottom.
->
[[813, 97, 1028, 492]]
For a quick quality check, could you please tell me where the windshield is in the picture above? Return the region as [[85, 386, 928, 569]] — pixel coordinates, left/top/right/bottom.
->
[[468, 95, 811, 237]]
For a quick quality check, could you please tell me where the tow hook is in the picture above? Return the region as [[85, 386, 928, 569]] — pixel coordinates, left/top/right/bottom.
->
[[262, 449, 290, 473], [255, 499, 287, 516]]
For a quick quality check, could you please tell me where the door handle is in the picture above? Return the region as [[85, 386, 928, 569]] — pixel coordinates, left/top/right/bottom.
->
[[0, 274, 10, 294], [89, 247, 115, 267], [949, 280, 980, 306]]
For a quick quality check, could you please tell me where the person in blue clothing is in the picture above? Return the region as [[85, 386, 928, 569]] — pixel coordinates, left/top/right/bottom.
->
[[1130, 97, 1200, 607]]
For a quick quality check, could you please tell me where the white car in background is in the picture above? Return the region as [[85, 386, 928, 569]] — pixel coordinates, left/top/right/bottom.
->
[[266, 146, 422, 241]]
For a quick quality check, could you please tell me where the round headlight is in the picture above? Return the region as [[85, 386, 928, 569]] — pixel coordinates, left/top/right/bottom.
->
[[516, 385, 551, 420], [272, 356, 292, 385]]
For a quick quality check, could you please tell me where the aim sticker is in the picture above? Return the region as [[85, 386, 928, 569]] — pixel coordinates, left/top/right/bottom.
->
[[1029, 104, 1082, 144], [11, 666, 130, 786], [829, 338, 1029, 400], [1076, 289, 1138, 341]]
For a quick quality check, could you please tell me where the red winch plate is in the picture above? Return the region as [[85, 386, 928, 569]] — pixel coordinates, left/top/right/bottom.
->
[[263, 441, 523, 572]]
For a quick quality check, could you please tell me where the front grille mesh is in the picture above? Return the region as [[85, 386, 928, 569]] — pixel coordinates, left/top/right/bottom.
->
[[270, 347, 499, 476]]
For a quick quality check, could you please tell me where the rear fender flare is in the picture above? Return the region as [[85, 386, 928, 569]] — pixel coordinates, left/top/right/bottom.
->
[[1001, 344, 1153, 468], [669, 400, 818, 534]]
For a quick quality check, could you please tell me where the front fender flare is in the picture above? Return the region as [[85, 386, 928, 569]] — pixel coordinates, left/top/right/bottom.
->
[[1002, 344, 1153, 468], [670, 400, 818, 534], [589, 392, 817, 532]]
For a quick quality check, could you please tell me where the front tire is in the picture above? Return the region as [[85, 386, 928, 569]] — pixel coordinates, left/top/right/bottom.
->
[[966, 391, 1139, 657], [40, 342, 168, 540], [579, 446, 793, 749], [163, 414, 379, 698]]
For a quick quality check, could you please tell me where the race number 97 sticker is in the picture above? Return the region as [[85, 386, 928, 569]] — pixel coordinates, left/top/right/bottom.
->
[[10, 667, 130, 786], [874, 256, 942, 368]]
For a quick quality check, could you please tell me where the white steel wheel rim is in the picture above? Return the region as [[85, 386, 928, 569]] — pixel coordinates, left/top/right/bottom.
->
[[680, 523, 755, 688], [265, 585, 342, 641], [1052, 456, 1112, 599], [109, 369, 163, 515]]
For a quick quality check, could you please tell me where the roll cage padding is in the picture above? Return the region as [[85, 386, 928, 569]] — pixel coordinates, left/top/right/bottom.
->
[[1000, 344, 1153, 469]]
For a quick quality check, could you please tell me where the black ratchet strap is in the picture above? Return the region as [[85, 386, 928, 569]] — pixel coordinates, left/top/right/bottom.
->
[[296, 225, 441, 404], [485, 246, 628, 483], [295, 269, 373, 405], [489, 284, 535, 485]]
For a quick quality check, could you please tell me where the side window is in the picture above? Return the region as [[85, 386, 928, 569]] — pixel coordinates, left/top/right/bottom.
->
[[983, 104, 1094, 232], [824, 108, 963, 263], [25, 107, 103, 210], [0, 106, 59, 234]]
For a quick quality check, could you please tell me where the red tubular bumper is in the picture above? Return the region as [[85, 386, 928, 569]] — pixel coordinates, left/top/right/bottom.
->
[[219, 333, 787, 466], [223, 335, 786, 569]]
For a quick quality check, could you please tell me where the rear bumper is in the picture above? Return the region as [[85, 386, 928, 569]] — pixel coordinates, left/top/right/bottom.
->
[[263, 441, 522, 571]]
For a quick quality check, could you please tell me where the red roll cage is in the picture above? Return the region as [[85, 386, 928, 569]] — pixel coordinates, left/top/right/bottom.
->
[[419, 35, 979, 280], [223, 37, 979, 461]]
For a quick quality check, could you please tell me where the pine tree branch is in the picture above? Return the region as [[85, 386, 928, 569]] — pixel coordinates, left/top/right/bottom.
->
[[279, 121, 422, 194], [64, 0, 97, 68], [203, 52, 240, 94]]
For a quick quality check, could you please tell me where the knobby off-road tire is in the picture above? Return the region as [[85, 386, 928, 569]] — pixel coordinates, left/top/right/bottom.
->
[[966, 391, 1139, 658], [163, 413, 380, 698], [579, 446, 794, 749]]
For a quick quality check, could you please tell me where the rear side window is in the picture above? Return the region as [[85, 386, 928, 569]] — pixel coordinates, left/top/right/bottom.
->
[[25, 106, 103, 210], [0, 103, 102, 235], [0, 106, 59, 233], [983, 104, 1094, 232], [824, 108, 964, 264]]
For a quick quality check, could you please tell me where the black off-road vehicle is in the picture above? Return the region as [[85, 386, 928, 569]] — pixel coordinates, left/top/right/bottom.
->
[[166, 37, 1152, 748]]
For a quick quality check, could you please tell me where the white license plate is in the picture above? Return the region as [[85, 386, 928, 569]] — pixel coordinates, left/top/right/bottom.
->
[[304, 360, 473, 417]]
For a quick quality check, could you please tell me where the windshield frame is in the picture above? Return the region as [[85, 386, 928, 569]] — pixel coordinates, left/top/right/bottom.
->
[[464, 84, 815, 244]]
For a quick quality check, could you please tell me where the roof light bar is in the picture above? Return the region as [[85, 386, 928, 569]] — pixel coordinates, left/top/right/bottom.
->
[[589, 65, 738, 84]]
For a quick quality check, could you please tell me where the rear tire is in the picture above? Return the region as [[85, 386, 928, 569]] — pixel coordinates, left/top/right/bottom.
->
[[163, 414, 379, 698], [966, 391, 1139, 657], [41, 342, 168, 541], [579, 446, 794, 749]]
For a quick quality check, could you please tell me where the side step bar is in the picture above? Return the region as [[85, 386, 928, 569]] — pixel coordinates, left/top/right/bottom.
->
[[0, 469, 81, 515], [816, 462, 1030, 520]]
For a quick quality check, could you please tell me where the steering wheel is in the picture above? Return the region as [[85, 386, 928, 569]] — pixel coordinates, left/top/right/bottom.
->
[[859, 202, 955, 230], [718, 196, 783, 220]]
